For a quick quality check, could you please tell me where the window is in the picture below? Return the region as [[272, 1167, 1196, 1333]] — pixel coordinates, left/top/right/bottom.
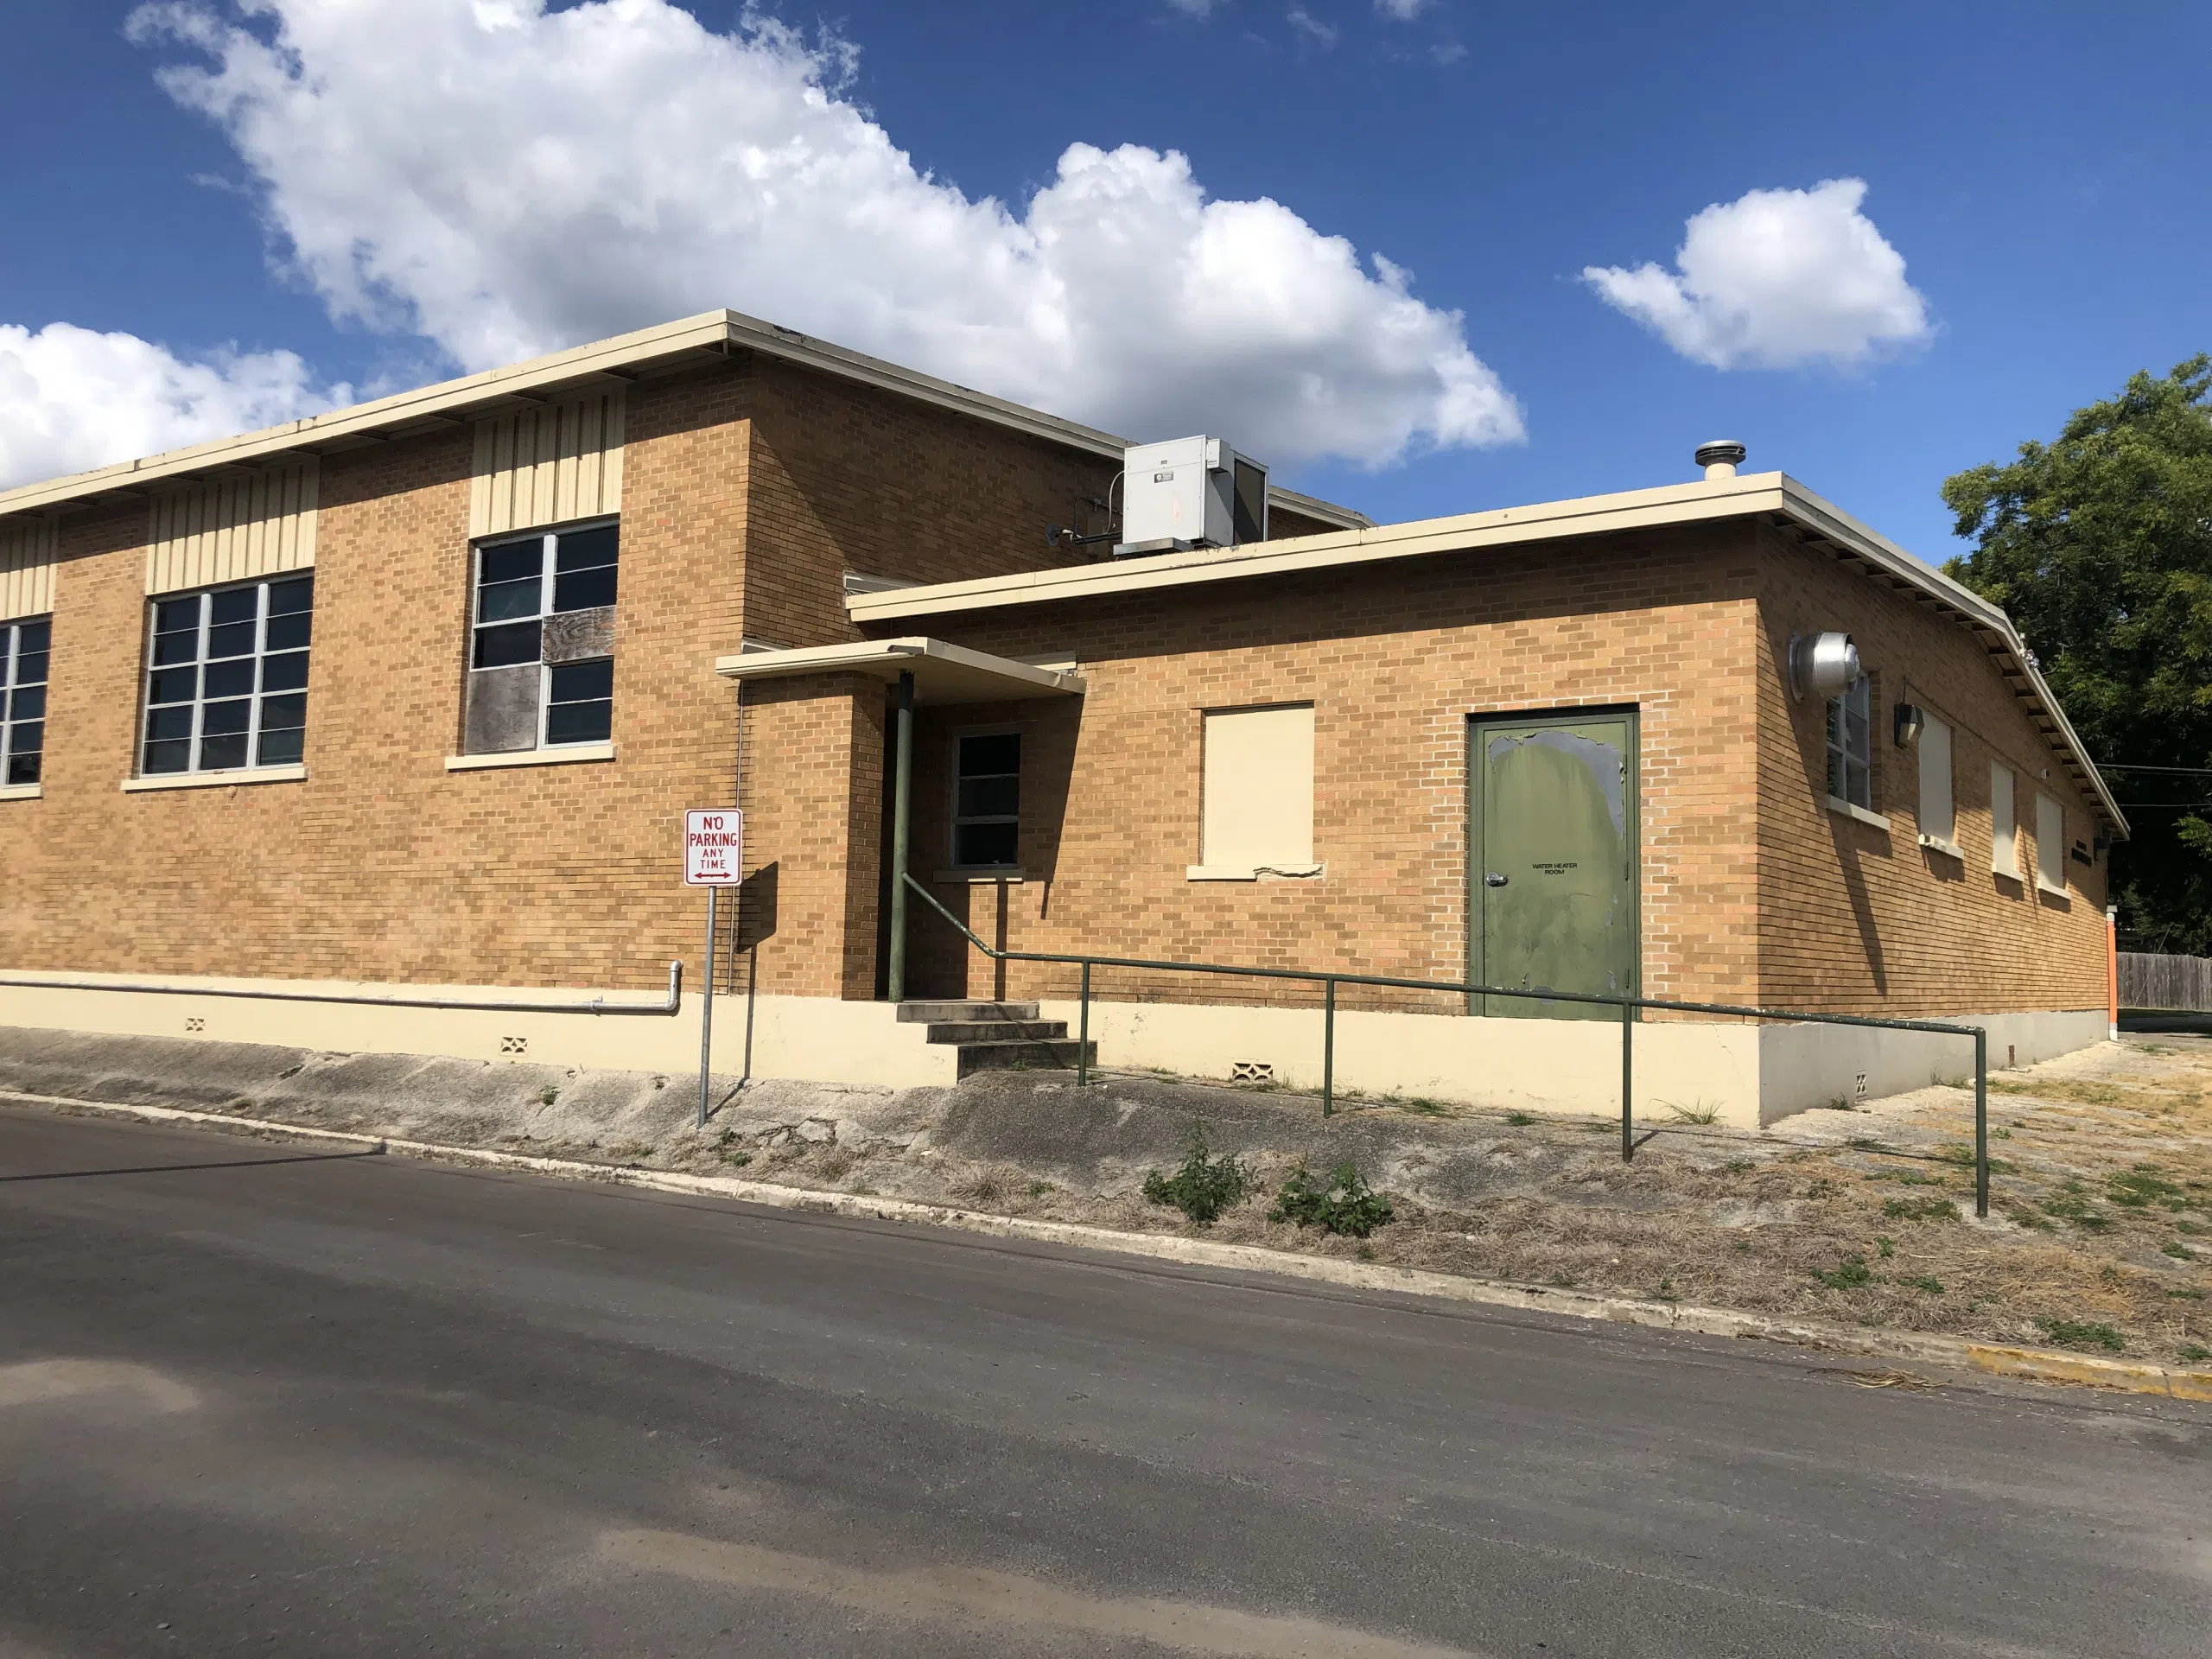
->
[[1194, 704, 1316, 878], [1990, 764, 2019, 877], [1916, 714, 1955, 852], [2036, 794, 2066, 895], [951, 733, 1019, 868], [140, 576, 313, 776], [465, 521, 618, 753], [3, 616, 49, 786], [1826, 678, 1872, 810]]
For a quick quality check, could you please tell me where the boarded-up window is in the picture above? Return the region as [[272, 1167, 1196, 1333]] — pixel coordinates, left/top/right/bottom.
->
[[1198, 704, 1315, 874], [146, 461, 318, 596], [1990, 764, 2018, 877], [1916, 715, 1955, 850], [1, 517, 58, 622], [469, 391, 625, 539], [2036, 794, 2066, 893]]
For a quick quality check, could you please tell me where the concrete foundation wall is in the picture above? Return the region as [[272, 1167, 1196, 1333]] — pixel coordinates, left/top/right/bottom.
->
[[1755, 1007, 2108, 1122]]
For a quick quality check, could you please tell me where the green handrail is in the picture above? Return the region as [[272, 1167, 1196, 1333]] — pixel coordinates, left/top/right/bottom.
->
[[899, 872, 1993, 1214]]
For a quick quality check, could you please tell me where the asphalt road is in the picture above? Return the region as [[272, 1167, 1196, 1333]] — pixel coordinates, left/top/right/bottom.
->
[[0, 1106, 2206, 1658]]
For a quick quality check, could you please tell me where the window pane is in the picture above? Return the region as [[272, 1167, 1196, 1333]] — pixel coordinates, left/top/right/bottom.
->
[[204, 658, 256, 701], [959, 734, 1020, 776], [149, 665, 199, 705], [267, 576, 314, 616], [200, 697, 251, 736], [1827, 747, 1845, 802], [258, 692, 308, 732], [209, 587, 257, 626], [544, 698, 612, 745], [207, 620, 257, 660], [954, 822, 1019, 867], [3, 752, 36, 787], [155, 597, 200, 636], [473, 620, 542, 669], [145, 706, 194, 742], [477, 575, 543, 624], [143, 738, 191, 774], [260, 651, 309, 693], [153, 628, 200, 666], [257, 726, 304, 767], [7, 683, 44, 722], [16, 620, 48, 656], [480, 540, 544, 587], [957, 776, 1018, 818], [15, 650, 48, 686], [552, 565, 617, 612], [199, 731, 250, 772], [549, 658, 613, 702], [6, 718, 40, 755], [554, 524, 618, 571], [264, 610, 312, 652]]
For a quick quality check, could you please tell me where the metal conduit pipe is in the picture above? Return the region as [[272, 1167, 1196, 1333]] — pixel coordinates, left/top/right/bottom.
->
[[0, 960, 684, 1017]]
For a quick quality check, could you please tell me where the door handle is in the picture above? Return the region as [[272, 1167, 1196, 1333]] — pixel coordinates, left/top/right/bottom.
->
[[1484, 872, 1508, 887]]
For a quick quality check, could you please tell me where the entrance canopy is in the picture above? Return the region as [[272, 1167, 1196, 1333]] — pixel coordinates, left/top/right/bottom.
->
[[713, 637, 1085, 705]]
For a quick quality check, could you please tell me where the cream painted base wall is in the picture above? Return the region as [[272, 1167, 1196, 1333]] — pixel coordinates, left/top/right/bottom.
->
[[0, 974, 958, 1090], [0, 972, 2105, 1126]]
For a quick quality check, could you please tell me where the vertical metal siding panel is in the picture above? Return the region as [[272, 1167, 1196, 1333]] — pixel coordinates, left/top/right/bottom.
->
[[601, 391, 624, 512], [531, 404, 560, 530], [0, 517, 59, 620], [143, 461, 319, 595], [470, 420, 498, 539], [466, 391, 626, 541]]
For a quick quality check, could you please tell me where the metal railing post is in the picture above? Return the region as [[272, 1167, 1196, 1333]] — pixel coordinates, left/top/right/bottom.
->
[[887, 671, 914, 1005], [1620, 995, 1633, 1162], [1974, 1027, 1989, 1218], [1077, 960, 1091, 1086], [1322, 977, 1337, 1117]]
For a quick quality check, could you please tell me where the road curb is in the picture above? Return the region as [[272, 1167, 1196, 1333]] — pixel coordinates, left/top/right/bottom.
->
[[12, 1087, 2211, 1404]]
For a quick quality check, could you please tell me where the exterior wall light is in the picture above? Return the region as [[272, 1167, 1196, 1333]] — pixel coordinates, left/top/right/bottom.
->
[[1787, 631, 1860, 702], [1893, 702, 1925, 748]]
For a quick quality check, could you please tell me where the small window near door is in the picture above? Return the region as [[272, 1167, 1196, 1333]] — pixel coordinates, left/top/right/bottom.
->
[[1826, 678, 1872, 810], [1991, 763, 2019, 878], [951, 733, 1019, 868], [2036, 794, 2067, 895], [1194, 703, 1315, 877], [1916, 714, 1956, 852]]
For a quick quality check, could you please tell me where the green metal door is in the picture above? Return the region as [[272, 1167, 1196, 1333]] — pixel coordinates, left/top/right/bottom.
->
[[1469, 712, 1638, 1020]]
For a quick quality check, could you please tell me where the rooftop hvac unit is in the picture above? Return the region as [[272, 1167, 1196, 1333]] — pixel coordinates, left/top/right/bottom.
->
[[1115, 436, 1267, 557]]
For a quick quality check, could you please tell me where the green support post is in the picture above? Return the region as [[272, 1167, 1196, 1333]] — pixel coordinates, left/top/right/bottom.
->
[[1620, 997, 1634, 1162], [1974, 1028, 1989, 1217], [1077, 960, 1090, 1085], [887, 671, 914, 1006], [1322, 978, 1337, 1117]]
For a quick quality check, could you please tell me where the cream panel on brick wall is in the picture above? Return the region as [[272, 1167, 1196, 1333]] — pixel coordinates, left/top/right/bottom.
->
[[146, 461, 319, 596], [469, 391, 626, 538], [1199, 703, 1315, 871], [1991, 762, 2019, 877], [0, 516, 58, 620], [1916, 715, 1955, 849]]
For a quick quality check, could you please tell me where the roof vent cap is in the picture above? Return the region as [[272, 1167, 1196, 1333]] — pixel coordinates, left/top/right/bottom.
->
[[1695, 440, 1747, 480]]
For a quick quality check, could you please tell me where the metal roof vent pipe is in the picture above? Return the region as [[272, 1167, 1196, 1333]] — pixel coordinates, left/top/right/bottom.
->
[[1695, 440, 1747, 480], [1788, 631, 1861, 702]]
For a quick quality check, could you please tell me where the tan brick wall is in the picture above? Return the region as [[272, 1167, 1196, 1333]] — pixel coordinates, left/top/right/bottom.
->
[[874, 524, 1766, 1014], [1754, 525, 2109, 1014]]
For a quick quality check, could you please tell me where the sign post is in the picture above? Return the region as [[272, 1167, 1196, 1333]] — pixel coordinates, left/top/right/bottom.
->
[[685, 810, 744, 1128]]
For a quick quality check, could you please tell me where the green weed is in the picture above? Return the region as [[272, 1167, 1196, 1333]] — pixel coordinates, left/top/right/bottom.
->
[[2162, 1243, 2193, 1259], [1504, 1110, 1536, 1127], [1661, 1099, 1721, 1125], [1141, 1121, 1255, 1226], [2179, 1344, 2211, 1363], [2042, 1191, 2115, 1232], [539, 1086, 560, 1106], [1269, 1160, 1396, 1238], [1813, 1255, 1875, 1290], [1875, 1235, 1895, 1257], [1897, 1274, 1946, 1294], [1934, 1143, 2013, 1173], [2035, 1318, 2126, 1353], [1725, 1158, 1755, 1173], [1883, 1195, 1959, 1223], [1027, 1179, 1053, 1198], [2107, 1167, 2185, 1208]]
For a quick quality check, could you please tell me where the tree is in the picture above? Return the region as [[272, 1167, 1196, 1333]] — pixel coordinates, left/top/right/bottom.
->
[[1942, 356, 2212, 953]]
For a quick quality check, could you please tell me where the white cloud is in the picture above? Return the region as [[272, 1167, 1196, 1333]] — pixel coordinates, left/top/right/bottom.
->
[[1376, 0, 1432, 19], [1287, 6, 1338, 46], [124, 0, 1517, 470], [0, 321, 339, 491], [1166, 0, 1226, 15], [1580, 179, 1931, 371]]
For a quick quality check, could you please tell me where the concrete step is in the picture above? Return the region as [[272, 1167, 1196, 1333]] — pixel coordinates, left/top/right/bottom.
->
[[897, 1000, 1041, 1024], [925, 1020, 1069, 1045], [953, 1039, 1096, 1079]]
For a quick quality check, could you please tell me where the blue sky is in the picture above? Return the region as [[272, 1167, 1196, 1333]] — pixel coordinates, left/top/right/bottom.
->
[[3, 1, 2209, 565]]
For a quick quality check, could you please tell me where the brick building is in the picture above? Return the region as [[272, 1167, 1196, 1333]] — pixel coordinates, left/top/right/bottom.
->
[[0, 312, 2123, 1124]]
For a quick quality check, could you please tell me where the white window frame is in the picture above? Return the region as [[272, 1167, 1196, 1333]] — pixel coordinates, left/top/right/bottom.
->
[[1916, 713, 1960, 857], [1990, 763, 2019, 879], [948, 728, 1020, 871], [2035, 794, 2069, 898], [138, 575, 314, 779], [1824, 677, 1874, 816], [467, 516, 617, 751], [2, 615, 48, 791]]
